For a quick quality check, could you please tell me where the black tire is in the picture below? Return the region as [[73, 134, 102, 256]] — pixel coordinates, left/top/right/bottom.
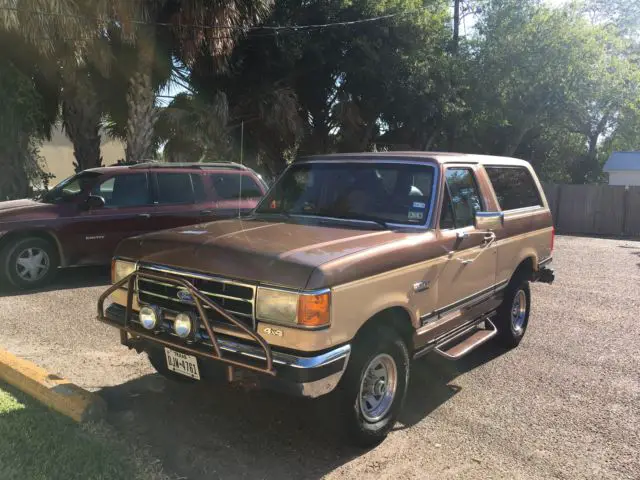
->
[[146, 349, 198, 384], [1, 237, 59, 290], [494, 276, 531, 349], [338, 325, 410, 448]]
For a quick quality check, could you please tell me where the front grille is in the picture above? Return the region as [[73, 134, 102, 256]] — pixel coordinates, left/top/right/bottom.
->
[[136, 265, 256, 329]]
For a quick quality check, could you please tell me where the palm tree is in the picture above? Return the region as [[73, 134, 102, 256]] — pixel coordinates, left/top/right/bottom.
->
[[0, 1, 139, 172], [122, 0, 274, 163]]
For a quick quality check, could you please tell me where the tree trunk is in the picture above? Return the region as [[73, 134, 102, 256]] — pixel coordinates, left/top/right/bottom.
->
[[61, 71, 103, 172], [125, 31, 157, 163]]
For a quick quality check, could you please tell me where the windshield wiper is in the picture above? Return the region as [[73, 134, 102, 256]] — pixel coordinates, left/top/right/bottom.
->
[[336, 215, 389, 229], [296, 214, 389, 229]]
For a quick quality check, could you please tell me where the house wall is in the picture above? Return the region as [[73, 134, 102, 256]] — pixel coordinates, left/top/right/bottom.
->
[[39, 125, 125, 186], [608, 171, 640, 187]]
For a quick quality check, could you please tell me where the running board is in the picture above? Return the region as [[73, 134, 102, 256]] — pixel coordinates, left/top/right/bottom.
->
[[434, 318, 498, 360]]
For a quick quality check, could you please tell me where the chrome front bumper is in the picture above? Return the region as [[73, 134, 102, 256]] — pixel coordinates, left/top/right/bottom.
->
[[98, 271, 351, 398]]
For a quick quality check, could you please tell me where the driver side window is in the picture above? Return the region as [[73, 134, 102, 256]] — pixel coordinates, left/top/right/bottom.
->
[[92, 174, 150, 207], [441, 168, 482, 229]]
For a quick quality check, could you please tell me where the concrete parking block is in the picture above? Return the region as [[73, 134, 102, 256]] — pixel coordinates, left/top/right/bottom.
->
[[0, 348, 106, 423]]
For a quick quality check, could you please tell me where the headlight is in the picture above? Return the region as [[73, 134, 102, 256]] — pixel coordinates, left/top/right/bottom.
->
[[256, 287, 330, 328], [139, 306, 159, 330], [256, 288, 299, 324], [111, 259, 137, 283]]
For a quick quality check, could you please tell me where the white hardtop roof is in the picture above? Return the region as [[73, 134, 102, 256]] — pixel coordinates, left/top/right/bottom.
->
[[603, 151, 640, 172]]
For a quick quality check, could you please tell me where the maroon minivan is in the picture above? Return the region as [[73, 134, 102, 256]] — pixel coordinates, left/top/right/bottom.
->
[[0, 162, 267, 289]]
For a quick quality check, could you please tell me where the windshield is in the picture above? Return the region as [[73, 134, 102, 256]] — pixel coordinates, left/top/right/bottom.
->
[[41, 172, 103, 204], [255, 162, 435, 227]]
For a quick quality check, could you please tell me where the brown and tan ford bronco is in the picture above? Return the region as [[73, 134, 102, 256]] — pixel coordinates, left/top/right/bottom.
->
[[98, 152, 555, 446]]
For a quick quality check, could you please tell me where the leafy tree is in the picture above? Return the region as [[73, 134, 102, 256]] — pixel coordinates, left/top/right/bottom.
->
[[0, 60, 51, 199]]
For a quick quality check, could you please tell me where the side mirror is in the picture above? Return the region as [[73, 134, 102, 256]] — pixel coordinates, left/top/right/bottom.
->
[[85, 195, 106, 210], [475, 211, 503, 230]]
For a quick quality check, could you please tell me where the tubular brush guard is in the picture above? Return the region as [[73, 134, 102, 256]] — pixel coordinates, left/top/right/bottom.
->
[[97, 271, 276, 377]]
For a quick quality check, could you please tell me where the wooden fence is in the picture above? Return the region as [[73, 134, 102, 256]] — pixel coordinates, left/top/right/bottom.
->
[[543, 184, 640, 237]]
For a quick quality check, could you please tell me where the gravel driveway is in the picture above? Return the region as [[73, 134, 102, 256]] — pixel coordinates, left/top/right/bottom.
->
[[1, 235, 639, 479]]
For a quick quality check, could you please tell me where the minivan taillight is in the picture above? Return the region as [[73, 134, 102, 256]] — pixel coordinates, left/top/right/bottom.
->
[[551, 226, 555, 253]]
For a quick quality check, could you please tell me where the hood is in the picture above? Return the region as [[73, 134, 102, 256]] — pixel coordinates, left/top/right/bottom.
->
[[116, 218, 408, 289], [0, 199, 55, 222]]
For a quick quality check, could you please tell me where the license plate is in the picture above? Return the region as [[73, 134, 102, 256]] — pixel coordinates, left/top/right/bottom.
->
[[165, 348, 200, 380]]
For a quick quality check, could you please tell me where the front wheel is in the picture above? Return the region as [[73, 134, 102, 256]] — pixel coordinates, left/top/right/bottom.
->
[[1, 237, 58, 290], [339, 326, 409, 448], [494, 278, 531, 349]]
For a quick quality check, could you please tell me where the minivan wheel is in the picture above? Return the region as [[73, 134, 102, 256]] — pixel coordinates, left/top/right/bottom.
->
[[339, 326, 409, 448], [1, 237, 58, 290], [495, 277, 531, 349]]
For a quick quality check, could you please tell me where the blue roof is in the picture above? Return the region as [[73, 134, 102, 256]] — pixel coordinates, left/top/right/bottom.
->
[[604, 152, 640, 172]]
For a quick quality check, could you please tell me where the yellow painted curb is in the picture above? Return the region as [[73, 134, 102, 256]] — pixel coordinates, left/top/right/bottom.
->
[[0, 349, 107, 423]]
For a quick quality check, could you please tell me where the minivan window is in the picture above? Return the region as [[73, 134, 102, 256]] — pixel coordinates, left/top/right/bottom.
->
[[210, 174, 263, 200], [444, 168, 483, 228], [191, 174, 206, 202], [41, 171, 102, 203], [93, 174, 150, 207], [156, 173, 194, 204], [486, 166, 541, 211]]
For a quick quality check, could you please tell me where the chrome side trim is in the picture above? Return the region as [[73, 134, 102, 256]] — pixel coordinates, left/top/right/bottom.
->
[[420, 280, 508, 326]]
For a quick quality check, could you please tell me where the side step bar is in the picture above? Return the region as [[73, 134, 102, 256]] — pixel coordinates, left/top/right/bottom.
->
[[434, 317, 498, 360]]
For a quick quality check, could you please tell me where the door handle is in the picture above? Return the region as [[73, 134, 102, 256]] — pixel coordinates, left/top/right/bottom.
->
[[138, 213, 151, 219], [200, 209, 213, 215]]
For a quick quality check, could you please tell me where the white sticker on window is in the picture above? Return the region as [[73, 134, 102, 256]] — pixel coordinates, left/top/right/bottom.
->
[[412, 201, 426, 209], [408, 211, 424, 221]]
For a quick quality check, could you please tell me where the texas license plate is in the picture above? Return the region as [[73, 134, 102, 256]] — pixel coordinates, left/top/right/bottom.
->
[[165, 347, 200, 380]]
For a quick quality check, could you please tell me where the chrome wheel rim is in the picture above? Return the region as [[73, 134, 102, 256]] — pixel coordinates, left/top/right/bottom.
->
[[359, 353, 398, 423], [511, 289, 527, 334], [15, 247, 50, 282]]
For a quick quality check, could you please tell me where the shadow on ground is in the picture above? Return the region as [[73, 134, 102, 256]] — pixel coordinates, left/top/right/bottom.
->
[[99, 343, 507, 480], [618, 244, 640, 268], [0, 266, 110, 297]]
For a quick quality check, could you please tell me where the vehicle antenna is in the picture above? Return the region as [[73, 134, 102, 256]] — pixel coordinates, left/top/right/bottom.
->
[[238, 121, 244, 219]]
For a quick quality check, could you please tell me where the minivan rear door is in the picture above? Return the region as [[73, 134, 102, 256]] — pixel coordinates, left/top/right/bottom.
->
[[150, 172, 212, 229]]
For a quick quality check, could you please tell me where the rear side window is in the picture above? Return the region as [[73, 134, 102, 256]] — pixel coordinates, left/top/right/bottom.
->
[[156, 173, 194, 204], [486, 166, 541, 211], [210, 174, 263, 200]]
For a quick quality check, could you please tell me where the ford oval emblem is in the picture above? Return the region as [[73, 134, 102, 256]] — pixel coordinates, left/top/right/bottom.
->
[[176, 288, 195, 304]]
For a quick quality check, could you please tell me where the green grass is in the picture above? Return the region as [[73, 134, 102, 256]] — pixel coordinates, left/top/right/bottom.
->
[[0, 384, 168, 480]]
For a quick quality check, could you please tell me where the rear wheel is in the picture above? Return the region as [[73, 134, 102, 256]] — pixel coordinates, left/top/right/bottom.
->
[[1, 237, 58, 290], [494, 276, 531, 349], [339, 326, 409, 448]]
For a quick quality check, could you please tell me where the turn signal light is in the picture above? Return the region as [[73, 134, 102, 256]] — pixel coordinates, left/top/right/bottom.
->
[[298, 293, 330, 327]]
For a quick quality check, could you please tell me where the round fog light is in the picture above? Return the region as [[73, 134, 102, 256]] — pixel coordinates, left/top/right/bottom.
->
[[174, 313, 193, 339], [139, 306, 159, 330]]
